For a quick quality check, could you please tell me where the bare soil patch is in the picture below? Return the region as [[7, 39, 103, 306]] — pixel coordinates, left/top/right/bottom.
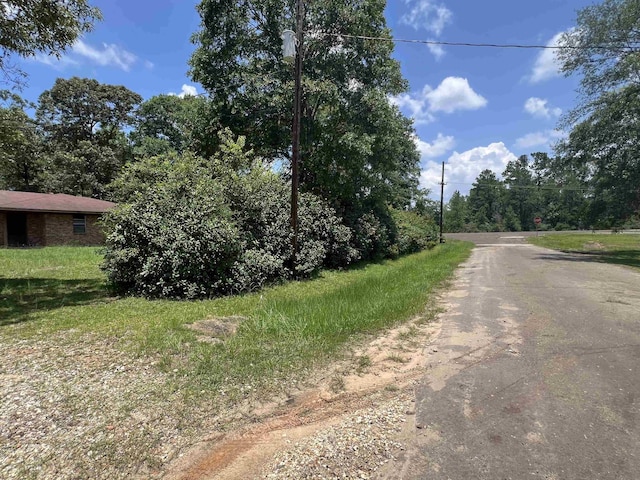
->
[[185, 316, 246, 344]]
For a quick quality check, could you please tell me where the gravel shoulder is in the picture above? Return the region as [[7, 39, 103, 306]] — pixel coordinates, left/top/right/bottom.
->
[[0, 301, 442, 480], [0, 331, 224, 479]]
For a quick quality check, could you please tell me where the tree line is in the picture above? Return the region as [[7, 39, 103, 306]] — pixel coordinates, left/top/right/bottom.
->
[[445, 153, 594, 233], [446, 0, 640, 233]]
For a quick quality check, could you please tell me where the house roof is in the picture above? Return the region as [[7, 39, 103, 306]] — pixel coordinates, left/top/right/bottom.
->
[[0, 191, 116, 214]]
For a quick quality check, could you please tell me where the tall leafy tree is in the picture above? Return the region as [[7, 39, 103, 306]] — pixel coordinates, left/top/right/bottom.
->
[[36, 77, 142, 198], [132, 93, 218, 158], [556, 86, 640, 225], [189, 0, 419, 218], [558, 0, 640, 122], [556, 0, 640, 224], [0, 0, 101, 88]]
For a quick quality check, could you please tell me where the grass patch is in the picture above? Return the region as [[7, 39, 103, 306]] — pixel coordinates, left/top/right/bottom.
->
[[0, 242, 472, 398], [529, 233, 640, 270]]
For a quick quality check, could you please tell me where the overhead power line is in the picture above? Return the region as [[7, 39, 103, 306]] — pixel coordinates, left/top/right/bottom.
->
[[314, 32, 636, 51]]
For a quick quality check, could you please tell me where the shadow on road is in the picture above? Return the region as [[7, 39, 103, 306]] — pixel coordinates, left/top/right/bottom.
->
[[534, 249, 640, 270]]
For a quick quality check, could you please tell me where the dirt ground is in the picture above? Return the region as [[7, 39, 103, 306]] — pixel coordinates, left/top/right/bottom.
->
[[163, 313, 442, 479]]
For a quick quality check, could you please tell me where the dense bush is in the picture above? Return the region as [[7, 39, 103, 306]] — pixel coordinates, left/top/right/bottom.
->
[[102, 157, 242, 298], [102, 135, 359, 299], [389, 208, 438, 256], [347, 205, 438, 260], [351, 211, 393, 260]]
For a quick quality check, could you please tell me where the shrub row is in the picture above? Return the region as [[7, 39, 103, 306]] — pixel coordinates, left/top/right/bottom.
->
[[102, 135, 437, 299]]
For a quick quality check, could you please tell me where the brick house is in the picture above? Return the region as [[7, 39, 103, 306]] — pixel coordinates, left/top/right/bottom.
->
[[0, 191, 116, 247]]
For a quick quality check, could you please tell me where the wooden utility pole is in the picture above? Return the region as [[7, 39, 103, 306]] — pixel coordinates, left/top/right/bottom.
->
[[290, 0, 304, 275], [440, 161, 445, 243]]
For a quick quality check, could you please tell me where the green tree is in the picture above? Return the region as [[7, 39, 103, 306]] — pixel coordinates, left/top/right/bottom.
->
[[558, 0, 640, 121], [0, 90, 43, 190], [36, 77, 142, 198], [189, 0, 419, 222], [0, 0, 101, 88], [531, 151, 590, 229], [503, 206, 522, 232], [502, 155, 537, 230], [468, 170, 505, 230], [131, 94, 216, 158], [556, 86, 640, 225], [444, 190, 468, 233], [556, 0, 640, 225]]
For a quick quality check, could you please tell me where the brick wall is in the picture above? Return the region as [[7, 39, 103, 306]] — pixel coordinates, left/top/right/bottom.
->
[[44, 213, 106, 246], [0, 212, 5, 247], [27, 213, 46, 246]]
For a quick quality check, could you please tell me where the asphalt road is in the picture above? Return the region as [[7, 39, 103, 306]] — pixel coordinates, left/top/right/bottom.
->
[[378, 233, 640, 479]]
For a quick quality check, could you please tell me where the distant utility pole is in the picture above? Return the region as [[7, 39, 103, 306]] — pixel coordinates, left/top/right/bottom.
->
[[440, 161, 445, 243], [290, 0, 304, 275]]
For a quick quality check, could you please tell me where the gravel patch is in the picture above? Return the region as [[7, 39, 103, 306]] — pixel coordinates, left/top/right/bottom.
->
[[264, 397, 410, 479], [0, 331, 216, 480]]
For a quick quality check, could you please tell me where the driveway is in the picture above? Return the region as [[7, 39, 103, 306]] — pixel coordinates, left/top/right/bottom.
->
[[378, 233, 640, 479]]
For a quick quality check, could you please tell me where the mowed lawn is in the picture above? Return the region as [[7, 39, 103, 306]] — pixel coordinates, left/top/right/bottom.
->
[[0, 242, 473, 396], [529, 233, 640, 270]]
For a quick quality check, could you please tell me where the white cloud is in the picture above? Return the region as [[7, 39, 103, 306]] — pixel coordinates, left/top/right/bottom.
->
[[389, 86, 436, 125], [169, 84, 199, 98], [524, 97, 562, 118], [421, 142, 517, 200], [427, 42, 446, 61], [391, 77, 487, 123], [33, 53, 79, 69], [401, 0, 453, 36], [414, 133, 455, 160], [425, 77, 488, 113], [515, 130, 566, 149], [400, 1, 451, 59], [529, 32, 565, 83], [33, 39, 149, 72], [72, 40, 137, 71]]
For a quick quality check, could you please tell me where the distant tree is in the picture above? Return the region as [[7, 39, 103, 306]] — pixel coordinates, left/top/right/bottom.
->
[[531, 151, 590, 229], [444, 190, 468, 233], [468, 170, 505, 230], [131, 94, 217, 158], [37, 77, 141, 146], [413, 188, 438, 219], [0, 90, 43, 190], [36, 77, 141, 198], [0, 1, 101, 88], [502, 155, 537, 230], [503, 206, 522, 232]]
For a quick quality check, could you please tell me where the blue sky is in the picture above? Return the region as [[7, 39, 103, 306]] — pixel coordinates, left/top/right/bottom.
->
[[17, 0, 590, 201]]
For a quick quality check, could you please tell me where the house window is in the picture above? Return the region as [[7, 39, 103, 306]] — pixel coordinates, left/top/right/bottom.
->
[[73, 214, 86, 234]]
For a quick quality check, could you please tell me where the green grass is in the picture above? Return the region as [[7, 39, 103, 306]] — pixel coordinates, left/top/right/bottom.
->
[[0, 242, 472, 398], [529, 233, 640, 270]]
